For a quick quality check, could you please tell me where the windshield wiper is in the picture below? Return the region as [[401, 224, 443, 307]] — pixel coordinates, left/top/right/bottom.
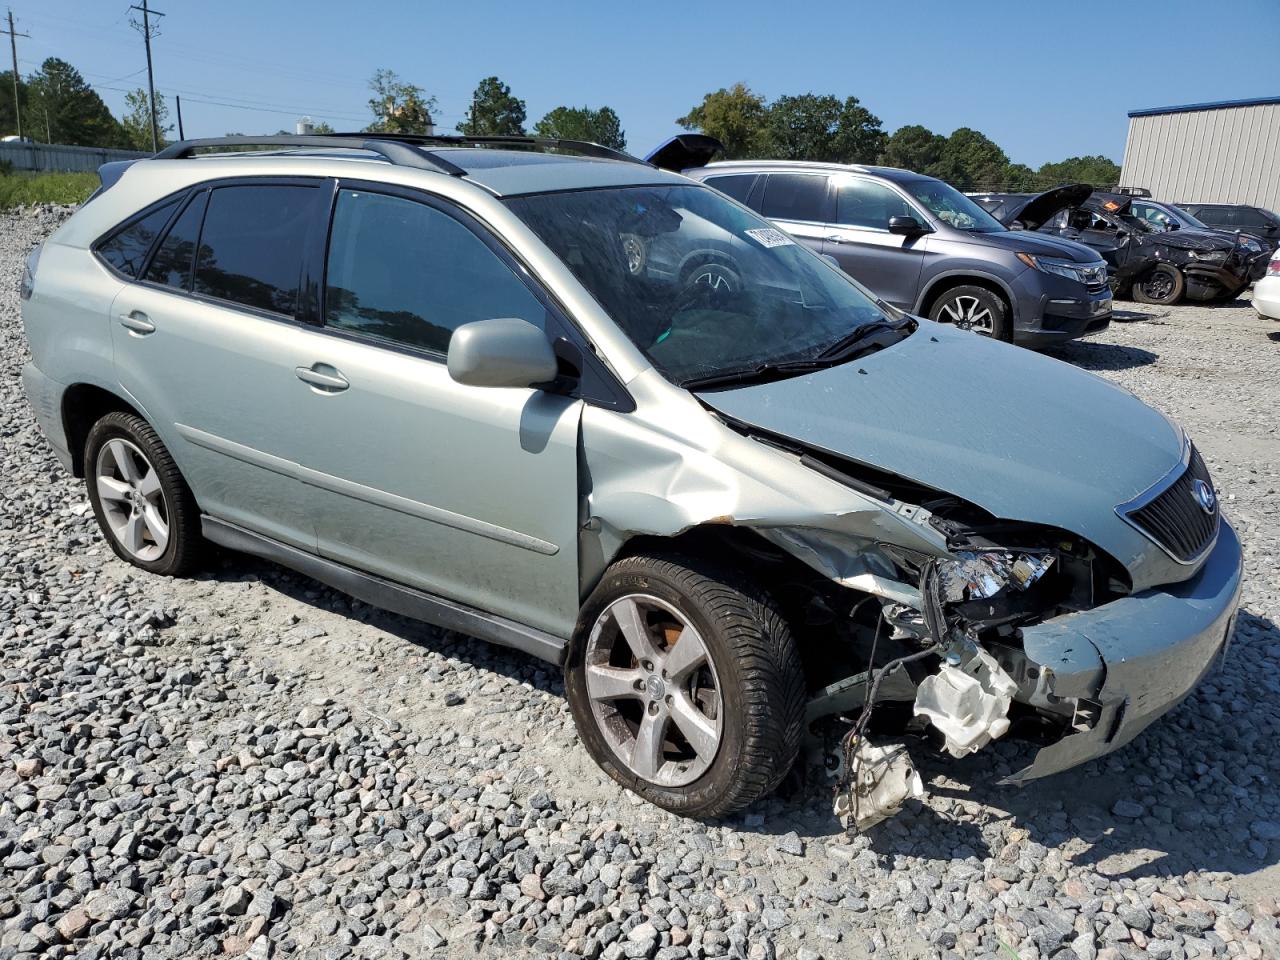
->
[[680, 357, 834, 391], [814, 318, 911, 360]]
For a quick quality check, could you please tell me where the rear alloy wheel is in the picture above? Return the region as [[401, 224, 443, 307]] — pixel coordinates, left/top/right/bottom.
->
[[1132, 263, 1185, 305], [566, 553, 805, 818], [928, 285, 1010, 340], [85, 412, 203, 576]]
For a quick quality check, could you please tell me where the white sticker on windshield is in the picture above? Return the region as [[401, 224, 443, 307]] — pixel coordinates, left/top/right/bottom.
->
[[745, 227, 795, 248]]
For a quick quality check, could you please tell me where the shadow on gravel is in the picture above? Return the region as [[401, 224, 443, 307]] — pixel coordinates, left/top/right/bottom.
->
[[1268, 331, 1280, 343], [1044, 340, 1159, 372]]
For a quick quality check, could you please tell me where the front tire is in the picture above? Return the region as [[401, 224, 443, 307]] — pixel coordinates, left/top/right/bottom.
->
[[85, 412, 203, 577], [1132, 263, 1185, 305], [927, 285, 1011, 340], [565, 552, 805, 818]]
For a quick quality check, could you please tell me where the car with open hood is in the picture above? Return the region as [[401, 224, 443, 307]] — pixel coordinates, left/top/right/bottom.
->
[[21, 134, 1241, 828], [973, 185, 1258, 305]]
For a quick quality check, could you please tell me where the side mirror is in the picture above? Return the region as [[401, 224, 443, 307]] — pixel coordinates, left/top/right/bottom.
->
[[888, 215, 925, 236], [447, 318, 558, 389]]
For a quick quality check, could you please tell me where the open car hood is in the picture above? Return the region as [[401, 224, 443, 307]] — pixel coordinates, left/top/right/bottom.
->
[[645, 134, 724, 172], [698, 320, 1185, 585], [1001, 183, 1094, 229]]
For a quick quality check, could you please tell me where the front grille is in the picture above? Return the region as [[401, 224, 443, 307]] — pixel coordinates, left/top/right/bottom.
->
[[1124, 445, 1219, 563]]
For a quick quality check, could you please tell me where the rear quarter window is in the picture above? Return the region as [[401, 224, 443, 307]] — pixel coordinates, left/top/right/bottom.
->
[[703, 175, 758, 207], [96, 198, 182, 278]]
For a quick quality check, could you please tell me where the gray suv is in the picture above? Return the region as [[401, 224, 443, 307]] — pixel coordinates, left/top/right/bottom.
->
[[682, 160, 1112, 344], [21, 135, 1240, 827]]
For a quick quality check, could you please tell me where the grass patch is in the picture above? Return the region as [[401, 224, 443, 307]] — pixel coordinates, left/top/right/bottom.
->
[[0, 171, 98, 210]]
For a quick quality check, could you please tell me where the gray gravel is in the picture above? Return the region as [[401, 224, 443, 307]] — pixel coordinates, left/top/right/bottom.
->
[[2, 204, 1279, 960]]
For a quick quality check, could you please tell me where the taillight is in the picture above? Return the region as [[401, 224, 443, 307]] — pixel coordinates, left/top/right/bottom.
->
[[1268, 256, 1280, 277], [20, 243, 42, 301]]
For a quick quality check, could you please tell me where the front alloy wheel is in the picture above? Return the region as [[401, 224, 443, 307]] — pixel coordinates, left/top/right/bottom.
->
[[566, 552, 805, 818], [927, 284, 1010, 340]]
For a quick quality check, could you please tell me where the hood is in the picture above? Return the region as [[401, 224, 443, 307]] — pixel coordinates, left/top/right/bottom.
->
[[1002, 183, 1094, 230], [1146, 228, 1235, 252], [645, 134, 724, 172], [700, 321, 1185, 586], [966, 227, 1103, 263]]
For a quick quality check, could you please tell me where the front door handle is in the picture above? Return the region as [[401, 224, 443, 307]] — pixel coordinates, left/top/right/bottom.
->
[[119, 311, 156, 336], [295, 364, 350, 392]]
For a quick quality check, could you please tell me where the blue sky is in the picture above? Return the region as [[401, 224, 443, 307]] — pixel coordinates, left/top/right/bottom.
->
[[12, 0, 1280, 166]]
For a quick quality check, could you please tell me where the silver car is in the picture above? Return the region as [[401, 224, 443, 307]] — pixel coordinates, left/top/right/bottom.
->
[[20, 135, 1242, 827]]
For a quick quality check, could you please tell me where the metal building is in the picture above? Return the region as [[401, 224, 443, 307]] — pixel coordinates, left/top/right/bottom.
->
[[1119, 96, 1280, 210]]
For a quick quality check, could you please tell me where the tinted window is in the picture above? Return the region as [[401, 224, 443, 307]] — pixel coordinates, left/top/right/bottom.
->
[[759, 174, 828, 222], [97, 199, 180, 278], [834, 179, 917, 230], [143, 192, 207, 290], [1232, 207, 1268, 227], [324, 189, 545, 355], [704, 175, 757, 206], [194, 185, 316, 315]]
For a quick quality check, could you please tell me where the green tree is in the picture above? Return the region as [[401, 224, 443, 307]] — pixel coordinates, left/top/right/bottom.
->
[[998, 162, 1040, 191], [762, 93, 885, 164], [676, 82, 768, 159], [365, 69, 436, 135], [25, 58, 120, 146], [0, 70, 27, 138], [533, 105, 625, 150], [932, 127, 1009, 190], [880, 124, 946, 172], [118, 88, 173, 150], [1036, 155, 1121, 188], [458, 76, 526, 136]]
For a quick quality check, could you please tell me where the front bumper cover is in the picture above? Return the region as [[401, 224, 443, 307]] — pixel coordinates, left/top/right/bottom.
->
[[1003, 518, 1242, 784]]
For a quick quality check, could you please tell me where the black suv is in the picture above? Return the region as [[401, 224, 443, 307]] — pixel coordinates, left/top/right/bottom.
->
[[1178, 203, 1280, 252]]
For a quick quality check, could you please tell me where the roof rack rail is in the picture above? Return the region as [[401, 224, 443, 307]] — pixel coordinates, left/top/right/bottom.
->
[[152, 135, 468, 177], [317, 132, 649, 166]]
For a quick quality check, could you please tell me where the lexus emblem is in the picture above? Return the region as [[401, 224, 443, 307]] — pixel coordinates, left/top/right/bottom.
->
[[1192, 479, 1216, 515]]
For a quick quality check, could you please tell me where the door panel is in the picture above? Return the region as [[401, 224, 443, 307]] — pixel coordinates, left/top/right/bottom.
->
[[296, 342, 583, 637], [758, 173, 831, 258], [823, 177, 928, 307]]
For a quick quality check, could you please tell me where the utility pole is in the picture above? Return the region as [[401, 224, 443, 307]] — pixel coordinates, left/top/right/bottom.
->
[[2, 9, 28, 140], [128, 0, 164, 152], [174, 93, 183, 139]]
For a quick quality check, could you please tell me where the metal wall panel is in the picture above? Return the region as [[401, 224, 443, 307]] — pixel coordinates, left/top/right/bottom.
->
[[0, 142, 149, 173], [1119, 103, 1280, 210]]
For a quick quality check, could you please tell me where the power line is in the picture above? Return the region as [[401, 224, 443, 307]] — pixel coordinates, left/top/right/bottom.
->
[[1, 8, 28, 139], [128, 0, 163, 151]]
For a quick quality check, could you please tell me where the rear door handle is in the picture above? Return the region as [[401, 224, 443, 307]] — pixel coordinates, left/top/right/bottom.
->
[[119, 311, 156, 335], [295, 364, 350, 392]]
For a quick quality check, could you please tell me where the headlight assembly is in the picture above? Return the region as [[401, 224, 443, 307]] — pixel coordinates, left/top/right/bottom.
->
[[1015, 253, 1102, 284], [937, 550, 1056, 602], [1190, 248, 1228, 262]]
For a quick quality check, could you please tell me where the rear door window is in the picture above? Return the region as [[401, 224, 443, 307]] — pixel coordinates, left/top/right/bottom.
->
[[759, 174, 830, 223], [323, 188, 546, 356], [143, 191, 208, 291], [193, 184, 319, 316], [703, 175, 758, 206], [97, 198, 181, 278]]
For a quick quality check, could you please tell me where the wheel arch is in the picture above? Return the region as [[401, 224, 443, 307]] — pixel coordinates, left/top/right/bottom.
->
[[62, 383, 145, 478], [916, 270, 1017, 322]]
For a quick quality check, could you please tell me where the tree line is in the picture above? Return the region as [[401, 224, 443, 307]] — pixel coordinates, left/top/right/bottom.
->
[[676, 82, 1120, 191], [1, 60, 1119, 193]]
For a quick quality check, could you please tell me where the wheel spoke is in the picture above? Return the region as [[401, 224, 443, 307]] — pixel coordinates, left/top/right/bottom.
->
[[108, 440, 139, 483], [630, 711, 668, 779], [611, 598, 661, 665], [137, 466, 162, 499], [96, 476, 132, 503], [669, 692, 720, 760], [122, 513, 146, 554], [662, 625, 709, 682], [585, 664, 643, 702], [141, 504, 168, 549]]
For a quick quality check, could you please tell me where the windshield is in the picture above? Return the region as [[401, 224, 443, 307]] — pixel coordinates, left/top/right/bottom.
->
[[506, 184, 901, 385], [903, 179, 1006, 233]]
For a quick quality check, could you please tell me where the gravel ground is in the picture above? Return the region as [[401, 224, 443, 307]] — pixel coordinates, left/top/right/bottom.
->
[[2, 205, 1278, 960]]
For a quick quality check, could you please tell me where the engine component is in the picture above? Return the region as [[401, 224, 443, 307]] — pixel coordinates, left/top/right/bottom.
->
[[833, 739, 926, 831], [913, 646, 1018, 757]]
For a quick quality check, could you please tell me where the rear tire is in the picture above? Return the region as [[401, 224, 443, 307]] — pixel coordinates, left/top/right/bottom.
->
[[565, 552, 805, 818], [1132, 264, 1185, 305], [85, 412, 203, 577], [927, 285, 1011, 340]]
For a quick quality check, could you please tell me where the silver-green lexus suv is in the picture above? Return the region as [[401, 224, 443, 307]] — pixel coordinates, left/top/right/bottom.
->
[[21, 134, 1241, 828]]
